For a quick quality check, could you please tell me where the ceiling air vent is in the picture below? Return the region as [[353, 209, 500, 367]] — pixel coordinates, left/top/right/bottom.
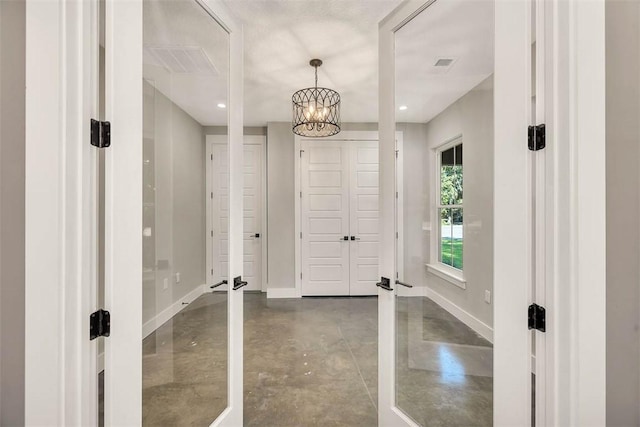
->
[[145, 46, 219, 75], [434, 58, 454, 67]]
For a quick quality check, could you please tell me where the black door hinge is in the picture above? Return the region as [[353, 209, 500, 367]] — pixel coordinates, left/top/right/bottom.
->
[[91, 119, 111, 148], [528, 124, 545, 151], [90, 309, 111, 340], [528, 303, 546, 332]]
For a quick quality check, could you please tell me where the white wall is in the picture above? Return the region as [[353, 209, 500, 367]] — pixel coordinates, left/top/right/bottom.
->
[[606, 1, 640, 424], [266, 122, 297, 289], [0, 0, 26, 423], [143, 80, 206, 324], [420, 76, 494, 328], [396, 123, 429, 290]]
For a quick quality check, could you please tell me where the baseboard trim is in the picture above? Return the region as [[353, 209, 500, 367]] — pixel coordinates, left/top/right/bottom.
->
[[396, 285, 426, 297], [142, 284, 207, 339], [424, 287, 494, 343], [267, 287, 299, 299]]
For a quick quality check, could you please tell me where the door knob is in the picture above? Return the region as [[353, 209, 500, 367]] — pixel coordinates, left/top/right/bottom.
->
[[340, 236, 349, 241], [250, 233, 260, 238], [350, 236, 361, 241]]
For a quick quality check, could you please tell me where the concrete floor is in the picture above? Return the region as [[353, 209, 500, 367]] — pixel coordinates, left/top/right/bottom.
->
[[140, 293, 493, 426]]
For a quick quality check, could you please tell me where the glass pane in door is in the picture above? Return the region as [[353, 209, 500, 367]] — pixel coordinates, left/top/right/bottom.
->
[[395, 0, 494, 425], [141, 0, 229, 424]]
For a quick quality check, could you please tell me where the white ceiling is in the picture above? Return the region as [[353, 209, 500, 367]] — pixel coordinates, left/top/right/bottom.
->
[[220, 0, 402, 126], [395, 0, 494, 123], [143, 0, 229, 126], [143, 0, 493, 127]]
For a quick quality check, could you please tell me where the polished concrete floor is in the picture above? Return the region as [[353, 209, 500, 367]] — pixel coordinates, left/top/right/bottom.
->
[[140, 292, 493, 426]]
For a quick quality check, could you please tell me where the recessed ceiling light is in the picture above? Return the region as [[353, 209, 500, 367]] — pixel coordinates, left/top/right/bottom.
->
[[217, 103, 226, 109], [399, 105, 408, 111]]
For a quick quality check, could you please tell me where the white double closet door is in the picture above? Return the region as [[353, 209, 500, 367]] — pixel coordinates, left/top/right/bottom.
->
[[301, 139, 379, 296]]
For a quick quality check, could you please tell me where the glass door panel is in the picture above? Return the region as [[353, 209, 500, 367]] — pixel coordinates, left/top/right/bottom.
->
[[394, 0, 495, 425], [141, 0, 229, 425]]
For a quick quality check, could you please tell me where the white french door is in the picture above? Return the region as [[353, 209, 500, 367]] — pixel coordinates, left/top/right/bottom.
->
[[102, 1, 245, 425], [378, 0, 533, 426], [299, 138, 381, 296]]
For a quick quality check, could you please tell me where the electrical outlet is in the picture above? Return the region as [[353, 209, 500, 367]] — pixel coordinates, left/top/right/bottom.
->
[[484, 290, 491, 304], [163, 278, 169, 290], [175, 272, 181, 284]]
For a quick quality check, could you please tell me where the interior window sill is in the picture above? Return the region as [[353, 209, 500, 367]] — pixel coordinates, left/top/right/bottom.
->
[[425, 263, 467, 290]]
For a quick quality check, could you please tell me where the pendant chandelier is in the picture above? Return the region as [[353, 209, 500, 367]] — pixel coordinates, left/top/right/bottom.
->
[[292, 59, 341, 137]]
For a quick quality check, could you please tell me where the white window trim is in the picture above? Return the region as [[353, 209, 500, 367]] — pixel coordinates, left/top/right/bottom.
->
[[430, 135, 465, 288], [425, 263, 466, 290]]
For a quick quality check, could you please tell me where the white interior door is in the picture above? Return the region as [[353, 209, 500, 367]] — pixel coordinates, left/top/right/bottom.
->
[[211, 141, 229, 287], [242, 139, 264, 291], [209, 136, 264, 292], [300, 138, 382, 297], [300, 140, 351, 296], [349, 141, 380, 296]]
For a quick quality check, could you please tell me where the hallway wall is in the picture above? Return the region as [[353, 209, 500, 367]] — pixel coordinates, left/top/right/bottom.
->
[[142, 80, 207, 325], [605, 1, 640, 424], [420, 76, 494, 330], [0, 0, 26, 424]]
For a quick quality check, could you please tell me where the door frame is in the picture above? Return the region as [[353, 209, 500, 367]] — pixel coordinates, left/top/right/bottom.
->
[[293, 131, 404, 298], [25, 0, 99, 424], [207, 135, 268, 292], [541, 0, 607, 424], [379, 0, 533, 425]]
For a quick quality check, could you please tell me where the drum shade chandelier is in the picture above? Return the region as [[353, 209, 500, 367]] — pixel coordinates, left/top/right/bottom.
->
[[292, 59, 341, 137]]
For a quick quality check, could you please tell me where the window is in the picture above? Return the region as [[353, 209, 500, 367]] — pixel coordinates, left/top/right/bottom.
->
[[437, 141, 463, 270]]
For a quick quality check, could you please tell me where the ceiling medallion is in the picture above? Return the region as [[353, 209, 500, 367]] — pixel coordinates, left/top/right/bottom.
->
[[292, 59, 341, 137]]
